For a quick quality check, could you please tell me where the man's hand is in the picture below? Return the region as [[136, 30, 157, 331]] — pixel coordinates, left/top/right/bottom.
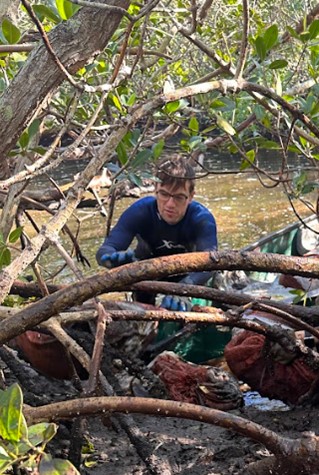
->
[[100, 249, 136, 268], [160, 295, 192, 312]]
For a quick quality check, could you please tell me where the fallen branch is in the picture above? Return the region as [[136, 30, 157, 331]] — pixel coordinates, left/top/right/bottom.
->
[[132, 280, 319, 324], [9, 277, 319, 325], [3, 250, 319, 344], [24, 396, 319, 475]]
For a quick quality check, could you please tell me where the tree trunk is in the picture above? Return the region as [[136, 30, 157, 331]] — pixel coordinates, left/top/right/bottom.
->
[[0, 0, 130, 164], [0, 0, 20, 24]]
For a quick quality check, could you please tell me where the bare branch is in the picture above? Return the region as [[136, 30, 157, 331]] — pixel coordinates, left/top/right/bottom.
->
[[3, 250, 319, 344], [22, 395, 303, 457], [67, 0, 133, 20], [235, 0, 250, 79], [0, 44, 34, 53]]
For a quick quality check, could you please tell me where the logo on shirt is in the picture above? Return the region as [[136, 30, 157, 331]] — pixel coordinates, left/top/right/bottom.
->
[[156, 240, 186, 251]]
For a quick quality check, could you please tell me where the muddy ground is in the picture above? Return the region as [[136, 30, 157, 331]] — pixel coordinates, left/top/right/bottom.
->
[[2, 325, 319, 475]]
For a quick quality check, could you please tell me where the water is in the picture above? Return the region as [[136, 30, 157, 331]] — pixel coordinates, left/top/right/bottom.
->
[[32, 153, 310, 411], [32, 151, 314, 283]]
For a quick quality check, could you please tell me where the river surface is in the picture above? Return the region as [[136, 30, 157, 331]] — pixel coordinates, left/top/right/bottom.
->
[[35, 151, 315, 283]]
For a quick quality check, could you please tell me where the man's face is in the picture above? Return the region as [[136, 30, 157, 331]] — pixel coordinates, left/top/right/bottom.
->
[[156, 182, 194, 225]]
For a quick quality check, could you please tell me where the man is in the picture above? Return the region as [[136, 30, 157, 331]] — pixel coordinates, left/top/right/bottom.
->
[[96, 156, 218, 310]]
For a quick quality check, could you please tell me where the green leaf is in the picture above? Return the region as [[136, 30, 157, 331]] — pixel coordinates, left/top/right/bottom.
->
[[8, 227, 23, 244], [188, 116, 199, 133], [111, 94, 123, 112], [126, 93, 136, 107], [310, 46, 319, 67], [116, 142, 128, 166], [0, 384, 27, 442], [127, 173, 143, 188], [63, 0, 80, 18], [0, 448, 12, 473], [255, 36, 267, 61], [28, 423, 57, 447], [30, 146, 47, 155], [216, 115, 236, 135], [254, 105, 265, 121], [214, 97, 236, 112], [28, 119, 40, 140], [0, 446, 9, 457], [268, 59, 288, 69], [254, 139, 281, 149], [33, 5, 60, 23], [152, 139, 164, 160], [286, 26, 299, 39], [81, 437, 95, 455], [18, 131, 29, 150], [309, 19, 319, 40], [0, 78, 6, 91], [210, 99, 227, 109], [180, 139, 190, 152], [240, 149, 255, 171], [0, 248, 11, 267], [39, 454, 79, 474], [131, 149, 152, 169], [188, 135, 202, 150], [55, 0, 80, 20], [299, 135, 308, 148], [263, 24, 278, 50], [17, 423, 57, 457], [164, 100, 185, 114], [128, 129, 141, 147], [1, 19, 21, 44], [299, 31, 310, 43], [202, 124, 216, 134], [288, 144, 302, 153]]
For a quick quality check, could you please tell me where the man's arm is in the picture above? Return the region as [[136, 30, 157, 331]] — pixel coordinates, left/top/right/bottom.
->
[[96, 201, 142, 267]]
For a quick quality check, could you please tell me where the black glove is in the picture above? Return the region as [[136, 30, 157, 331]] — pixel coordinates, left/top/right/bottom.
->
[[101, 249, 136, 268]]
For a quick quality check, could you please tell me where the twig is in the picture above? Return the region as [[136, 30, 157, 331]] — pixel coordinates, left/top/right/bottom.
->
[[235, 0, 249, 79], [21, 0, 122, 93], [0, 89, 100, 191], [85, 303, 111, 394]]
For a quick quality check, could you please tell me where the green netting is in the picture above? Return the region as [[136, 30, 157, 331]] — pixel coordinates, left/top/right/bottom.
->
[[248, 229, 299, 283], [156, 297, 232, 364]]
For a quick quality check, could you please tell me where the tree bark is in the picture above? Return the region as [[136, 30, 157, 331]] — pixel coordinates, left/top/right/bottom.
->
[[0, 0, 20, 24], [0, 0, 130, 163], [3, 250, 319, 344], [9, 278, 319, 325]]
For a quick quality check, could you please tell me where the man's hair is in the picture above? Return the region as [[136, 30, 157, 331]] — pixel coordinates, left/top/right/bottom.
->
[[156, 156, 195, 192]]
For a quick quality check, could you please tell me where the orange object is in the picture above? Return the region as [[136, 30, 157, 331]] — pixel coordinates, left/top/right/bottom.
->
[[225, 330, 317, 405], [151, 351, 243, 410], [14, 331, 76, 380]]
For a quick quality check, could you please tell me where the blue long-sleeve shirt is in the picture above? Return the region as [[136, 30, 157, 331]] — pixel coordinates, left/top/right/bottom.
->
[[96, 196, 217, 285]]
